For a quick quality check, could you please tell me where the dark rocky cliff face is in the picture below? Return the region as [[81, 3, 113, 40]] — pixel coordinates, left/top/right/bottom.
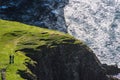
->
[[18, 42, 109, 80], [0, 0, 68, 32]]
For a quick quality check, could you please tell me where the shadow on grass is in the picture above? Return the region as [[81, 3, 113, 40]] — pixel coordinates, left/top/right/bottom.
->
[[17, 69, 37, 80], [16, 58, 38, 80]]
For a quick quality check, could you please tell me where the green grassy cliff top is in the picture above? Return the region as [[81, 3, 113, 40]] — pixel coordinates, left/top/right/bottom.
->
[[0, 20, 82, 80]]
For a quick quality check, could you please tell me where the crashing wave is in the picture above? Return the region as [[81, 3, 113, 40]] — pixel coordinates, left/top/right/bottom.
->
[[64, 0, 120, 67]]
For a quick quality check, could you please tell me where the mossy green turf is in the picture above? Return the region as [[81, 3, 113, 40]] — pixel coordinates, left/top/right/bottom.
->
[[0, 20, 81, 80]]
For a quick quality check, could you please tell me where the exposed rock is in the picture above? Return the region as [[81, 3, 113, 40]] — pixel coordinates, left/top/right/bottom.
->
[[102, 64, 120, 75], [18, 41, 109, 80]]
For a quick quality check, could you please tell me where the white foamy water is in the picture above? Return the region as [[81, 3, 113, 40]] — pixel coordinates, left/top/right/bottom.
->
[[64, 0, 120, 67], [113, 73, 120, 79]]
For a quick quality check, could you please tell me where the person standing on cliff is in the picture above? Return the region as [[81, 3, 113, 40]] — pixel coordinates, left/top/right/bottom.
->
[[1, 68, 6, 80], [9, 54, 14, 64]]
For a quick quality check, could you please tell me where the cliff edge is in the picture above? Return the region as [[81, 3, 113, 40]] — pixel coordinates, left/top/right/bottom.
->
[[0, 20, 117, 80]]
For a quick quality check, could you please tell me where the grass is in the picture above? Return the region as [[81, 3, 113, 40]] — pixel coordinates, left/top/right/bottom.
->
[[0, 19, 81, 80]]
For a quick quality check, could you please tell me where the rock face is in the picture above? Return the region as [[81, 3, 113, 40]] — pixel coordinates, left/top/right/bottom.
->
[[64, 0, 120, 67], [102, 64, 120, 75], [19, 42, 109, 80], [0, 0, 68, 32]]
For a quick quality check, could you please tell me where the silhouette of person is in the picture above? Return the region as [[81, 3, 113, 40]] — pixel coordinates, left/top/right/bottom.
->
[[9, 55, 12, 64], [1, 68, 6, 80], [9, 54, 14, 64], [12, 55, 14, 64]]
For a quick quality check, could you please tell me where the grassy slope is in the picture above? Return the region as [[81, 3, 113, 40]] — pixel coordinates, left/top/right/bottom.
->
[[0, 20, 81, 80]]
